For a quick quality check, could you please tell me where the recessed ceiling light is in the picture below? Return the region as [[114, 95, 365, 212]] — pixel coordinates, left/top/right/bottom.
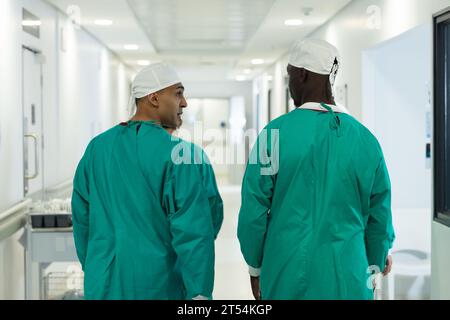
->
[[251, 59, 265, 65], [236, 75, 247, 82], [137, 60, 150, 66], [22, 20, 42, 26], [94, 19, 113, 26], [243, 69, 252, 74], [285, 19, 304, 26], [124, 44, 139, 51]]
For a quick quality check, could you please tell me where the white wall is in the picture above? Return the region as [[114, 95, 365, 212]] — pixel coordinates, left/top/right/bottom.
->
[[363, 24, 432, 210], [0, 0, 30, 300], [0, 0, 24, 215], [432, 222, 450, 299], [56, 14, 131, 182], [361, 29, 433, 299], [0, 230, 26, 300], [0, 0, 131, 299]]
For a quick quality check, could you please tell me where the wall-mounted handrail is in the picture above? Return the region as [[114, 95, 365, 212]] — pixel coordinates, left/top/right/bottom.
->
[[45, 179, 73, 194], [0, 199, 32, 242]]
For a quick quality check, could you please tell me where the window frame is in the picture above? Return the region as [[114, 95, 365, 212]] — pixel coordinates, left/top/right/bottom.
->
[[433, 8, 450, 227]]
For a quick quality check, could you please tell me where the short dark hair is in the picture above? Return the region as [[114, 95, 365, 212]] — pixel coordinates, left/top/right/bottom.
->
[[136, 97, 144, 106]]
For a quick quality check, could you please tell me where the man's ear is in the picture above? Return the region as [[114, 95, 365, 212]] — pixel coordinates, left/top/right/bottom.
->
[[147, 93, 159, 107]]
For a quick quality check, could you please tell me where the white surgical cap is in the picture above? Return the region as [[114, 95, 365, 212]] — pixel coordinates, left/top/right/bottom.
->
[[288, 38, 340, 85], [128, 62, 182, 115]]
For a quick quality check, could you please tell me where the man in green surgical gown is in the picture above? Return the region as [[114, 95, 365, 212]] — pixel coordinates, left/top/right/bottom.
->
[[237, 39, 395, 300], [72, 63, 219, 300]]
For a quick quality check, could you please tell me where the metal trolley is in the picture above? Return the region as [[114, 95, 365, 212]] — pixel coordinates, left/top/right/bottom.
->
[[23, 216, 84, 300], [43, 272, 84, 300]]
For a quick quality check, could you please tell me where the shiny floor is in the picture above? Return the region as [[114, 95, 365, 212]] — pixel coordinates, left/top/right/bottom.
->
[[213, 185, 253, 300]]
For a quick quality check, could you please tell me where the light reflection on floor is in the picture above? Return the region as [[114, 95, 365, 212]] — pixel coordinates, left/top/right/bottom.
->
[[214, 185, 253, 300]]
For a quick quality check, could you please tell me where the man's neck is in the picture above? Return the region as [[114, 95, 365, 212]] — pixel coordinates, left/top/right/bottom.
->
[[300, 96, 336, 106], [298, 84, 335, 106], [130, 112, 160, 124], [301, 100, 336, 106]]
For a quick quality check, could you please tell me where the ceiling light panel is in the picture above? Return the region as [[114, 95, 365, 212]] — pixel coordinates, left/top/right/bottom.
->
[[137, 60, 150, 66], [94, 19, 113, 26], [124, 44, 139, 50], [284, 19, 304, 26]]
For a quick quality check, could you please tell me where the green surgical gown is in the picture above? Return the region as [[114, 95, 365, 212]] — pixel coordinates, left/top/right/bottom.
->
[[72, 121, 219, 300], [191, 143, 224, 239], [237, 105, 395, 300]]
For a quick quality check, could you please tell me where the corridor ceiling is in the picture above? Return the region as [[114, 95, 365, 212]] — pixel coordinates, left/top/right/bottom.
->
[[46, 0, 352, 81]]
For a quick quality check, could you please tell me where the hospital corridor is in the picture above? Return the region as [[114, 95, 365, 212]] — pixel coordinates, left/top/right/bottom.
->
[[1, 0, 450, 302]]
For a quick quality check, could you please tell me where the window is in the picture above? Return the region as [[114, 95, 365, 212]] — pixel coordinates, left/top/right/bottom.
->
[[434, 8, 450, 227]]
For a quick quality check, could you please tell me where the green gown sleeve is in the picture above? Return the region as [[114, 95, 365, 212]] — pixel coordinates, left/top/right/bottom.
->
[[163, 159, 215, 300], [237, 131, 277, 270], [200, 151, 224, 239], [71, 141, 94, 270], [365, 157, 396, 272]]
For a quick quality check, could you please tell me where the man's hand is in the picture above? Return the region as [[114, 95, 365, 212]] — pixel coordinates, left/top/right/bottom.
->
[[250, 276, 261, 300], [383, 255, 393, 276], [373, 256, 393, 290]]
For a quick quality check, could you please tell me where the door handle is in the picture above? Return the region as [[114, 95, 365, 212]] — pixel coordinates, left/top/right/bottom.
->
[[24, 134, 39, 180]]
